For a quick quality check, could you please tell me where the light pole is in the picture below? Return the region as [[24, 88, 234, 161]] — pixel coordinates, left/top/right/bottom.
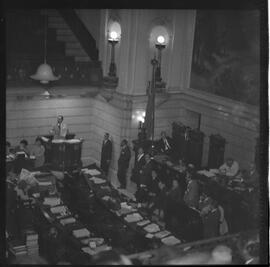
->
[[155, 35, 166, 83], [108, 31, 119, 77]]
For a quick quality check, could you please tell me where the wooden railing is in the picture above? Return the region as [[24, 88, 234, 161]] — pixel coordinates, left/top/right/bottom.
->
[[6, 59, 103, 86]]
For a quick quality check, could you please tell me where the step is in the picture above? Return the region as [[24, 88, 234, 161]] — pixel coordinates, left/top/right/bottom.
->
[[56, 28, 73, 35], [57, 35, 78, 42], [48, 22, 68, 29], [40, 10, 59, 16], [48, 17, 65, 24], [66, 48, 88, 57], [75, 56, 91, 62], [65, 42, 83, 49]]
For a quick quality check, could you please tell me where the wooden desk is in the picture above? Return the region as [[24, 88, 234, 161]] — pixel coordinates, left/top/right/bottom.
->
[[81, 167, 183, 251], [153, 154, 258, 233]]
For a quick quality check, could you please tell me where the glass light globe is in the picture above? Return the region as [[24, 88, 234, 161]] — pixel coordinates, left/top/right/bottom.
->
[[157, 35, 165, 44], [30, 63, 60, 84], [110, 31, 118, 40]]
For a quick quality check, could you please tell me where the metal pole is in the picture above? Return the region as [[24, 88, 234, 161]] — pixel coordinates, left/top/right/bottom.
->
[[150, 58, 158, 154]]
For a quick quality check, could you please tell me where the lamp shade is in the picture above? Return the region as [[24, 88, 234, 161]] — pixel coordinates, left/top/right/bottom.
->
[[30, 63, 60, 84]]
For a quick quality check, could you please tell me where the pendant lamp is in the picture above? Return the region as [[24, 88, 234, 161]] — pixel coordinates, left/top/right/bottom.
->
[[30, 10, 60, 84]]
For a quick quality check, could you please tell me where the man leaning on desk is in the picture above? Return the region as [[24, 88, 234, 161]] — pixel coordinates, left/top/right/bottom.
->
[[219, 157, 239, 178], [50, 115, 69, 139]]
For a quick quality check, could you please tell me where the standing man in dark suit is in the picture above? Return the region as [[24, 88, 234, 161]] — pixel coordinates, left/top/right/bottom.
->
[[100, 133, 112, 176], [135, 153, 153, 203], [139, 153, 153, 188], [117, 139, 131, 189], [131, 147, 145, 188], [158, 131, 173, 155]]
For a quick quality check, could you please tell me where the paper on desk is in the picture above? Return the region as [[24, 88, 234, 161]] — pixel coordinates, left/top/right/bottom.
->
[[94, 244, 112, 253], [161, 236, 181, 246], [60, 217, 76, 226], [83, 169, 101, 176], [19, 169, 38, 185], [88, 238, 104, 246], [72, 228, 90, 238], [89, 177, 106, 184], [145, 233, 154, 239], [124, 213, 143, 223], [41, 136, 49, 142], [197, 170, 216, 178], [209, 169, 219, 174], [43, 197, 61, 206], [137, 219, 151, 226], [102, 196, 110, 201], [81, 246, 95, 255], [50, 205, 67, 214], [81, 245, 111, 256], [38, 180, 52, 186], [143, 223, 160, 233], [118, 189, 136, 201], [154, 230, 171, 239]]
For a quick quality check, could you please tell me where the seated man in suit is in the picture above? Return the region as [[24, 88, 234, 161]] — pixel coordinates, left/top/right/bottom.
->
[[158, 131, 173, 155], [219, 157, 240, 178], [131, 147, 145, 188], [50, 115, 69, 139], [30, 137, 45, 169], [100, 133, 113, 176], [243, 162, 259, 187]]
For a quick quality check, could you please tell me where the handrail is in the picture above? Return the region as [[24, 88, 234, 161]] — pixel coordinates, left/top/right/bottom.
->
[[58, 9, 99, 61]]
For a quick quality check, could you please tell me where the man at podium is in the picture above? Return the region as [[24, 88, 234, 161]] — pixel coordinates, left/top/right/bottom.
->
[[50, 115, 69, 139]]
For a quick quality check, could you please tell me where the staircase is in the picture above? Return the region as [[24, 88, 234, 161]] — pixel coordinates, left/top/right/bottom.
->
[[42, 10, 90, 62], [6, 9, 102, 86]]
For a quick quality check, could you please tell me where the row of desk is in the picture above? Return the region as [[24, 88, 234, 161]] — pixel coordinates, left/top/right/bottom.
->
[[32, 188, 114, 263], [81, 166, 184, 250], [153, 154, 259, 233]]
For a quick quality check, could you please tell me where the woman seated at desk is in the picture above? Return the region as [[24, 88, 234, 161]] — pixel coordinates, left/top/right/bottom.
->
[[30, 137, 45, 168]]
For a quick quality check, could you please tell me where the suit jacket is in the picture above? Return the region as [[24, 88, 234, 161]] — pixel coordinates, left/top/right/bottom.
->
[[118, 145, 131, 170], [158, 136, 173, 153], [168, 186, 184, 204], [140, 160, 153, 187], [131, 153, 146, 183], [184, 180, 200, 208], [245, 170, 259, 186], [51, 123, 69, 139], [101, 139, 112, 163], [149, 177, 160, 195]]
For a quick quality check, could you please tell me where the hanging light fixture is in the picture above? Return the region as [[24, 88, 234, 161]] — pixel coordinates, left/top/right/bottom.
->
[[30, 9, 60, 84]]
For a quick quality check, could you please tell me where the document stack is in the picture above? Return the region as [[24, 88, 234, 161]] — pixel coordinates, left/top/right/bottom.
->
[[24, 229, 39, 255], [8, 239, 27, 256]]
